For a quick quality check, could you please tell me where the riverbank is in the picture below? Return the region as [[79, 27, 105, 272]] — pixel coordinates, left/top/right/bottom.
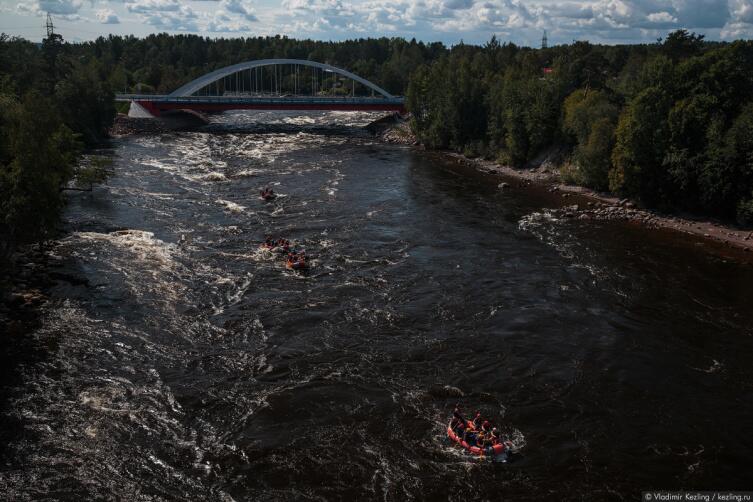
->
[[365, 113, 417, 145], [110, 114, 169, 136], [0, 244, 60, 345], [109, 111, 209, 137], [457, 154, 753, 255], [370, 118, 753, 257]]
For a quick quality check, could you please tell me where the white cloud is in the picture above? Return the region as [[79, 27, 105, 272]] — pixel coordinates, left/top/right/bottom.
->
[[647, 11, 677, 23], [17, 0, 82, 20], [9, 0, 753, 44], [142, 6, 199, 31], [207, 12, 254, 31], [720, 0, 753, 39], [730, 0, 753, 23], [126, 0, 182, 14], [39, 0, 82, 15], [222, 0, 259, 21], [96, 8, 120, 24], [108, 0, 202, 31], [671, 0, 730, 28]]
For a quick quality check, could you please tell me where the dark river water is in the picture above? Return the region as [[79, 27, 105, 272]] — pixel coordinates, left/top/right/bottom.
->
[[2, 111, 753, 501]]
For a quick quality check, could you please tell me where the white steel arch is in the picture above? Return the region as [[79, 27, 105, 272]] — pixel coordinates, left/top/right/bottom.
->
[[169, 59, 394, 99]]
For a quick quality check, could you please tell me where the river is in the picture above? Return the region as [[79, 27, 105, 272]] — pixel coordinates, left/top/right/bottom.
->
[[1, 111, 752, 501]]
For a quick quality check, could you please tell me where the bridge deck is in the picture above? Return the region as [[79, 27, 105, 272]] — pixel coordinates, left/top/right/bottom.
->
[[116, 94, 403, 104], [117, 95, 405, 115]]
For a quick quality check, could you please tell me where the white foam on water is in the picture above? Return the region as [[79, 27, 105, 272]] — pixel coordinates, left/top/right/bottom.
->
[[58, 230, 190, 307], [518, 210, 608, 281], [198, 172, 228, 182], [518, 209, 559, 231], [68, 230, 177, 269], [691, 359, 724, 374], [216, 199, 247, 213], [137, 134, 237, 185], [234, 168, 265, 177], [282, 115, 316, 125], [226, 274, 253, 307]]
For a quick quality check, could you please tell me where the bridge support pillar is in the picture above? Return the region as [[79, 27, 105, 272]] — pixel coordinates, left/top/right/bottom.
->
[[128, 100, 161, 118]]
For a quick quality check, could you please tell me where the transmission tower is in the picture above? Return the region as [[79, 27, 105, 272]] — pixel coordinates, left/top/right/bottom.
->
[[542, 30, 548, 49], [45, 12, 55, 38]]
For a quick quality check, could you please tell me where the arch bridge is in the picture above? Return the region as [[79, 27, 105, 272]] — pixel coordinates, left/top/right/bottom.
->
[[116, 59, 405, 117]]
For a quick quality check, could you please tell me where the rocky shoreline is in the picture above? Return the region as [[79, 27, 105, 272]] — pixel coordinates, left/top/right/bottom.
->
[[474, 156, 753, 254], [109, 113, 170, 136], [109, 111, 210, 137], [365, 113, 417, 145], [458, 153, 753, 256]]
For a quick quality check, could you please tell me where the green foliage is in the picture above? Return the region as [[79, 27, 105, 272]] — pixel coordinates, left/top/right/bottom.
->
[[559, 162, 582, 185], [407, 31, 753, 222], [701, 104, 753, 220], [504, 105, 529, 166], [0, 94, 80, 249], [562, 89, 619, 190], [738, 197, 753, 227], [72, 156, 113, 191], [607, 37, 753, 219], [611, 87, 672, 203], [55, 60, 116, 146], [66, 33, 446, 96], [576, 118, 617, 191], [661, 30, 705, 62], [1, 31, 111, 258]]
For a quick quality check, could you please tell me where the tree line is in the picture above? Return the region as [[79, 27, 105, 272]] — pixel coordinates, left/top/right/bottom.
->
[[407, 31, 753, 225], [72, 34, 445, 97]]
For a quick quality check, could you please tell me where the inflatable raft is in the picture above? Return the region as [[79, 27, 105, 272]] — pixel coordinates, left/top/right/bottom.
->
[[447, 420, 513, 462], [286, 260, 307, 271]]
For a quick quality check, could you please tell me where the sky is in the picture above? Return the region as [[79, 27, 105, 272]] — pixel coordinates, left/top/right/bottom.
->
[[1, 0, 752, 46]]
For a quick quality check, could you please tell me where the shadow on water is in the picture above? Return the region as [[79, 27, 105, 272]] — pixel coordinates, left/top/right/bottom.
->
[[0, 283, 51, 472]]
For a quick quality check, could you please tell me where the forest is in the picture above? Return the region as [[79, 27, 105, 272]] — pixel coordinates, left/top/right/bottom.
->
[[407, 31, 753, 225], [0, 31, 115, 261], [2, 30, 753, 263]]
